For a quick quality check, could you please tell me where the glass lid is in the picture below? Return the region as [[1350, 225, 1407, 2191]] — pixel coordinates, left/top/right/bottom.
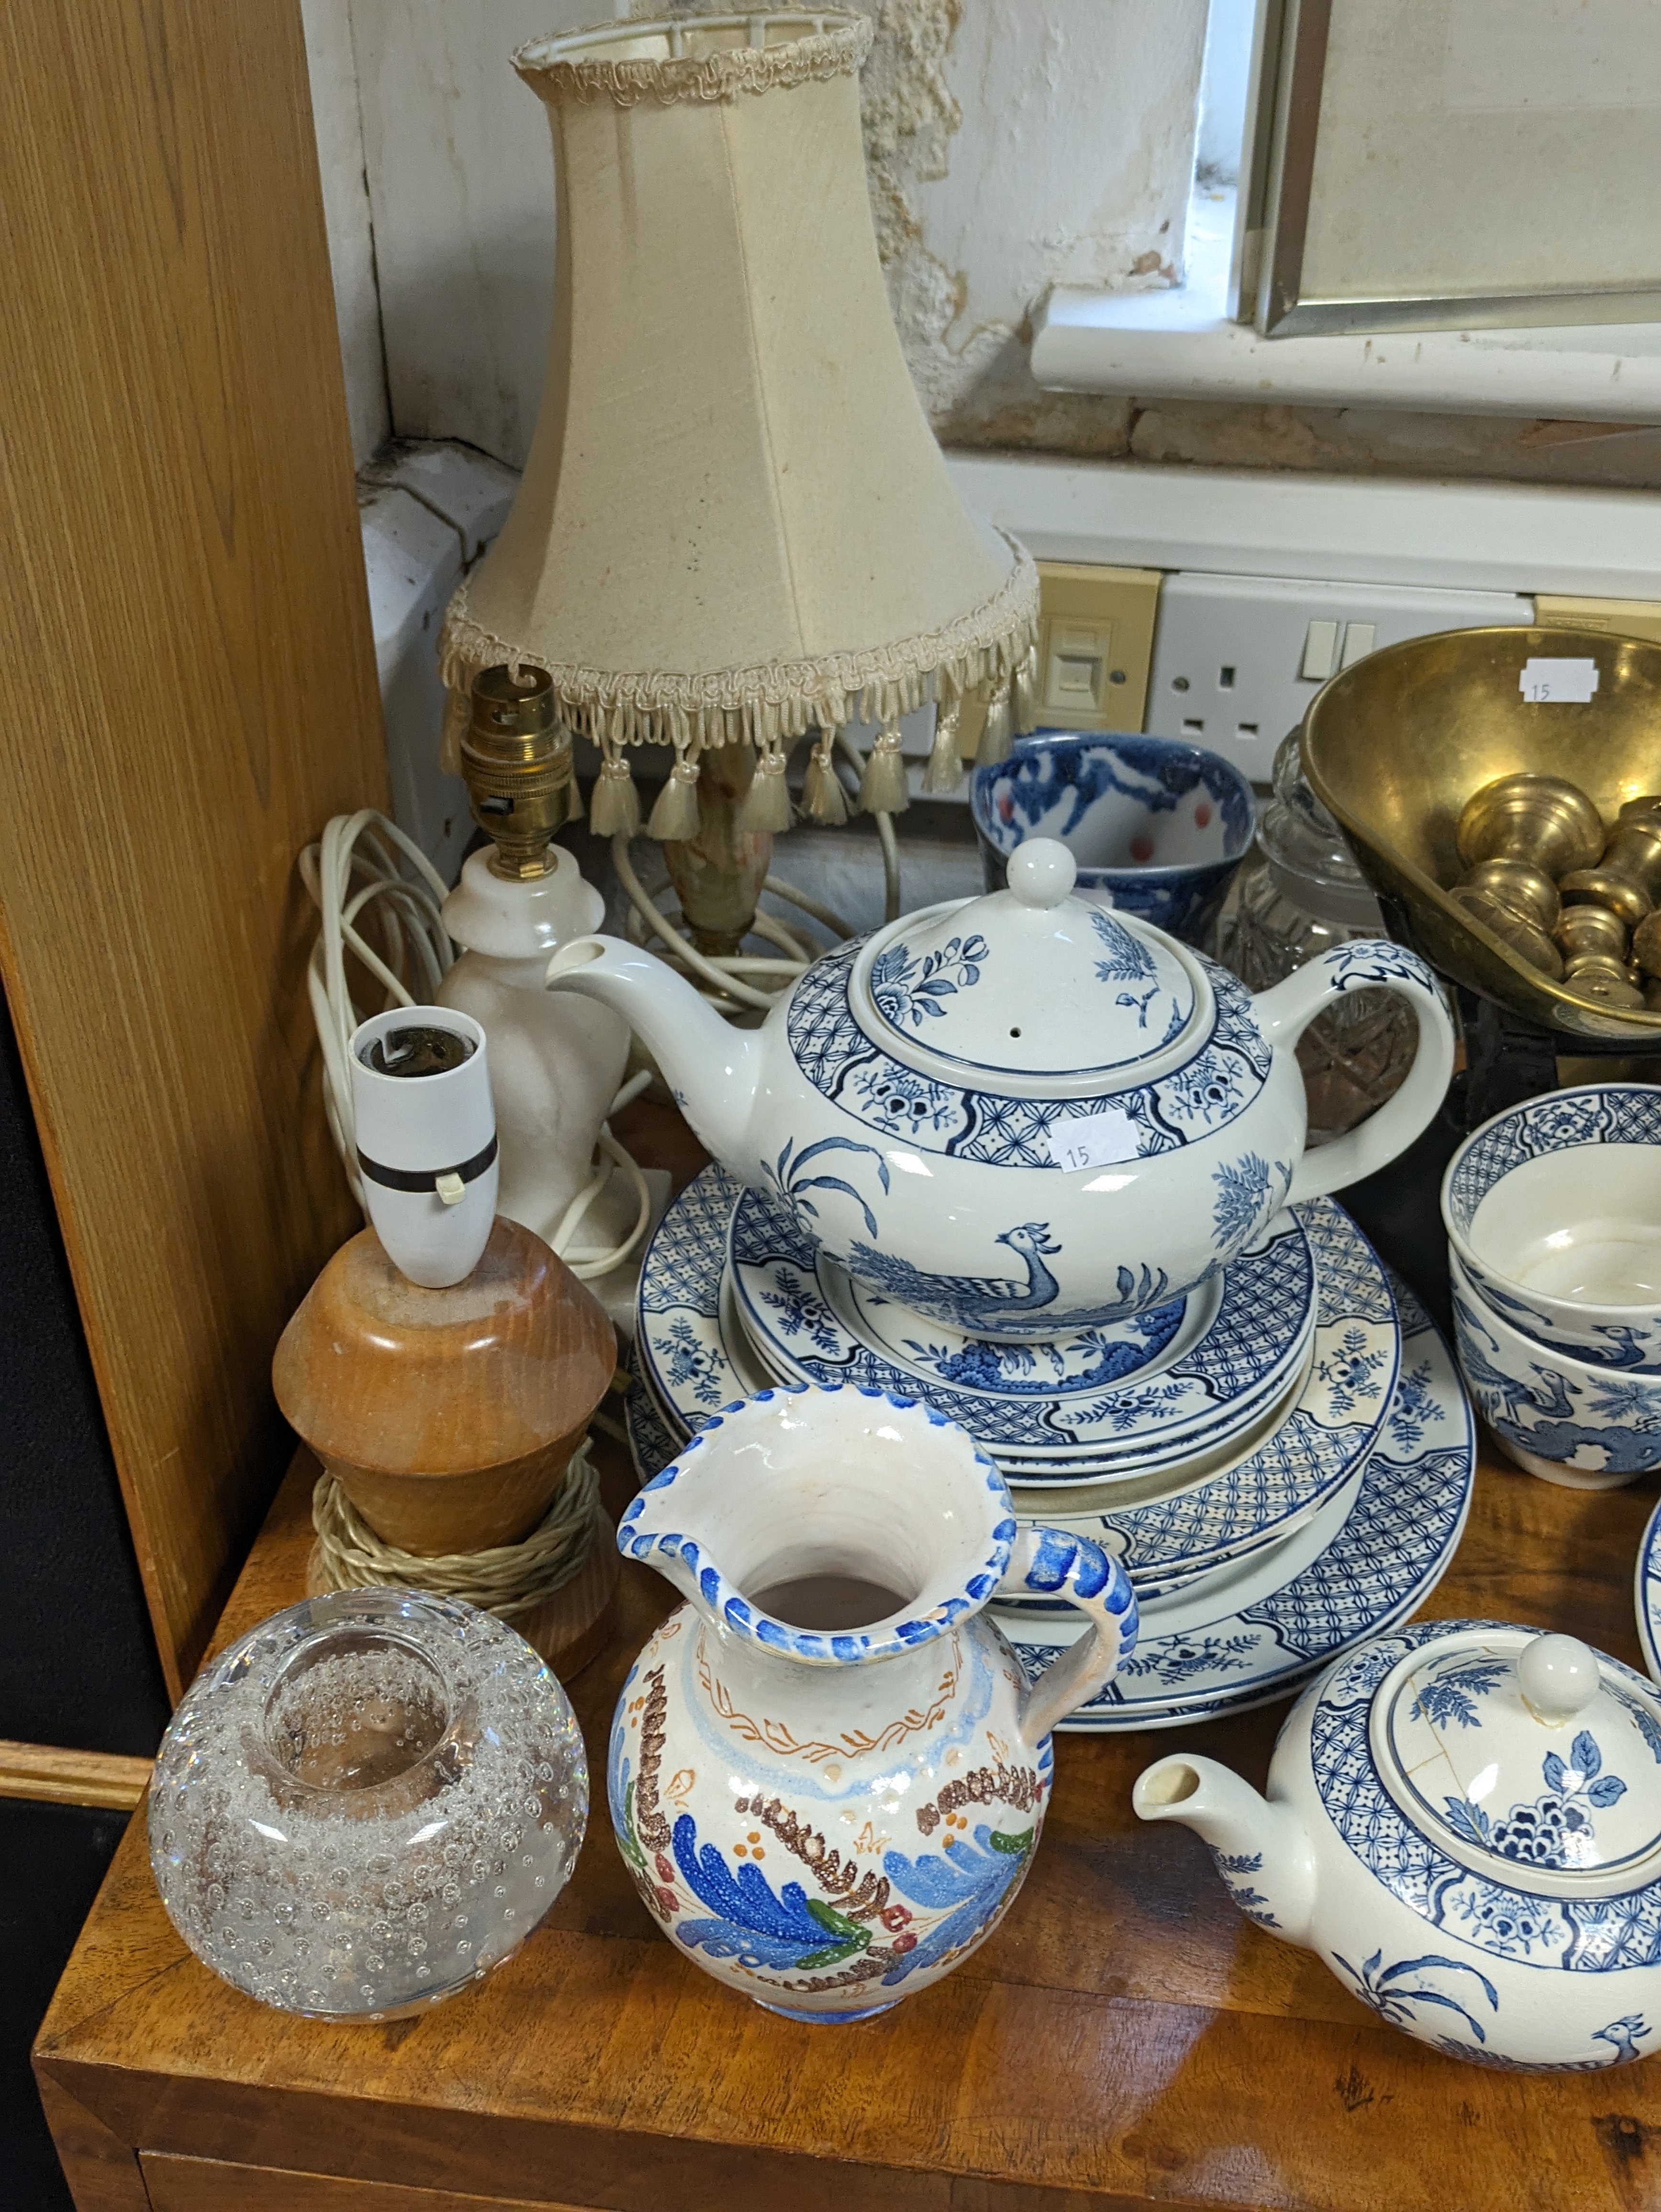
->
[[849, 840, 1206, 1093], [1373, 1627, 1661, 1891]]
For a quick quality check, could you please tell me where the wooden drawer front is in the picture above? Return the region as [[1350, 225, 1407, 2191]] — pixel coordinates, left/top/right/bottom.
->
[[141, 2154, 604, 2212]]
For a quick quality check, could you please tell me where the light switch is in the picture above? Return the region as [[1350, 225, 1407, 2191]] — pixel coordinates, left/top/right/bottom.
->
[[1340, 620, 1376, 668], [1026, 562, 1162, 736], [1301, 619, 1340, 681], [1047, 651, 1104, 708]]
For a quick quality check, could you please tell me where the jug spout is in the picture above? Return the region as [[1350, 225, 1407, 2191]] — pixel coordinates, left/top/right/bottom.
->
[[545, 935, 761, 1172], [1133, 1755, 1316, 1945]]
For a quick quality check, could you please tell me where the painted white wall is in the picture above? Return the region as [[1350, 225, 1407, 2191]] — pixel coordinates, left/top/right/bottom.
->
[[299, 0, 389, 464], [340, 1, 1207, 468]]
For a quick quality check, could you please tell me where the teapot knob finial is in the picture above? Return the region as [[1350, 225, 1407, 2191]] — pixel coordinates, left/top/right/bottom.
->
[[1008, 839, 1077, 910], [1517, 1632, 1601, 1724]]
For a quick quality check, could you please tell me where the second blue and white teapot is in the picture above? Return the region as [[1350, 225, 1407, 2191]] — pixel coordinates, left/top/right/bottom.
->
[[546, 840, 1453, 1341]]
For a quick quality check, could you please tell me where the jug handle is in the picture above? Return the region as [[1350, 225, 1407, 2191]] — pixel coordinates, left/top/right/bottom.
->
[[998, 1527, 1138, 1746], [1253, 940, 1454, 1207]]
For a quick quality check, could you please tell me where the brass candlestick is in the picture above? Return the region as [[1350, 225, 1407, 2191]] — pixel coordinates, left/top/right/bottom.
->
[[1455, 774, 1605, 878], [1555, 902, 1628, 967], [1559, 809, 1661, 929], [1448, 855, 1563, 977]]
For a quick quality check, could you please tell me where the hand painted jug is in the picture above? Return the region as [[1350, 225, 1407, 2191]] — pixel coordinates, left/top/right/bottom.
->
[[1136, 1622, 1661, 2071], [609, 1385, 1137, 2021], [548, 838, 1453, 1341]]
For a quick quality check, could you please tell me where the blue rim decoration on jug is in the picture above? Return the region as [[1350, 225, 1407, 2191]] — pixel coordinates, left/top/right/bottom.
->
[[971, 730, 1255, 945], [993, 1276, 1474, 1727], [620, 1383, 1017, 1664]]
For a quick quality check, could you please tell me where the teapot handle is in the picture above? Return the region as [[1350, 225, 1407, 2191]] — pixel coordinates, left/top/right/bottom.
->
[[997, 1527, 1138, 1745], [1253, 940, 1454, 1207]]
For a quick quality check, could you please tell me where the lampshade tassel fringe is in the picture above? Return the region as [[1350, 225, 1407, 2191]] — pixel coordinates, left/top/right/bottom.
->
[[801, 729, 849, 826], [976, 682, 1015, 768], [588, 751, 641, 840], [735, 742, 794, 833], [857, 727, 911, 815], [920, 696, 965, 795], [646, 752, 705, 840]]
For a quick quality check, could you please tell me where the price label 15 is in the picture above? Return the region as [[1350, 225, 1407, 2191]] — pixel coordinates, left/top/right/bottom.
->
[[1047, 1105, 1141, 1173], [1519, 656, 1599, 705]]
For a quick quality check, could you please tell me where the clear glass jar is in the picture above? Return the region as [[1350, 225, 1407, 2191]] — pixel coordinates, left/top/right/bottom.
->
[[1215, 731, 1419, 1144], [148, 1589, 588, 2020]]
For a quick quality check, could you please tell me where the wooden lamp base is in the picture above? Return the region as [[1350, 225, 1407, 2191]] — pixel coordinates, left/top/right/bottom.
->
[[276, 1216, 620, 1679]]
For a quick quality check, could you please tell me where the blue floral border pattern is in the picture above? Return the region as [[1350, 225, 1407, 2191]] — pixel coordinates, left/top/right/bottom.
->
[[1446, 1086, 1661, 1239], [784, 938, 1273, 1168], [1312, 1620, 1661, 1974], [999, 1275, 1475, 1725]]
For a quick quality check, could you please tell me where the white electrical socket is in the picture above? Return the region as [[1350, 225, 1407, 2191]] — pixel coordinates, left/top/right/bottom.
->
[[1146, 572, 1533, 781]]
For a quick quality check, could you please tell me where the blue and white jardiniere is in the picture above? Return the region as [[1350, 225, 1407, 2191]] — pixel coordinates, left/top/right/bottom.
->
[[609, 1385, 1136, 2021], [972, 729, 1254, 944], [1136, 1622, 1661, 2070], [549, 838, 1454, 1343], [1442, 1084, 1661, 1372], [1450, 1245, 1661, 1490]]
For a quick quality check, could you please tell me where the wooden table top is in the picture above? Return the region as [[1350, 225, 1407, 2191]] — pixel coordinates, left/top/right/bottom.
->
[[38, 1415, 1661, 2212]]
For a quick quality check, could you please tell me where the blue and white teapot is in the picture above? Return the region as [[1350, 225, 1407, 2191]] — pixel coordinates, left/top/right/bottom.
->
[[546, 839, 1452, 1341], [1137, 1625, 1661, 2072]]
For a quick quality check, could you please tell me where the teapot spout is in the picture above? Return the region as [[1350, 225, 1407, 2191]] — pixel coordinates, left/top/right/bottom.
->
[[545, 935, 761, 1172], [1133, 1755, 1316, 1945]]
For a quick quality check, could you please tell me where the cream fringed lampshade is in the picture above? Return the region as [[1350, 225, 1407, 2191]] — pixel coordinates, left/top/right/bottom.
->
[[437, 10, 1039, 838]]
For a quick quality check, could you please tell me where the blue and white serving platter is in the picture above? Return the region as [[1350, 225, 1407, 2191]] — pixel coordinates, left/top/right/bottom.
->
[[631, 1166, 1404, 1588], [1633, 1493, 1661, 1685], [729, 1181, 1316, 1468], [992, 1276, 1475, 1728]]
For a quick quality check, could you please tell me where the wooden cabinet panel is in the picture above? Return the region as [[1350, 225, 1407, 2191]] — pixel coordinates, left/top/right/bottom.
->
[[143, 2152, 603, 2212], [0, 0, 389, 1694]]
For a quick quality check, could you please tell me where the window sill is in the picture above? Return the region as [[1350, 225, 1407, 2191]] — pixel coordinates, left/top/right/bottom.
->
[[1031, 207, 1661, 424]]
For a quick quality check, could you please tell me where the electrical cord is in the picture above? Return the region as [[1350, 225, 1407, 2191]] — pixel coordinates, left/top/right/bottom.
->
[[299, 808, 653, 1281]]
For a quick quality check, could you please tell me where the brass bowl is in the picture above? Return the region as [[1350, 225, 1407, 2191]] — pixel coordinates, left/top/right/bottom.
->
[[1301, 625, 1661, 1040]]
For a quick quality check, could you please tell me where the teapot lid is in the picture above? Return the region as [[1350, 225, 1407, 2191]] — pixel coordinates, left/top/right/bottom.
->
[[850, 840, 1206, 1095], [1371, 1626, 1661, 1892]]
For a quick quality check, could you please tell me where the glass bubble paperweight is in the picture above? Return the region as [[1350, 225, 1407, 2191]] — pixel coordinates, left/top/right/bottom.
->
[[148, 1588, 588, 2020]]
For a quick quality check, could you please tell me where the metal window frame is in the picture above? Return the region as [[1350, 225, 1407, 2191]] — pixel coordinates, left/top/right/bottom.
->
[[1254, 0, 1661, 339]]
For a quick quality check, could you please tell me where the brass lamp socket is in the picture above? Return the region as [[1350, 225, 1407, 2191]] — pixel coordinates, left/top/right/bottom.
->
[[460, 664, 577, 880], [1619, 795, 1661, 823], [1455, 773, 1604, 878], [1558, 868, 1654, 931], [1553, 901, 1628, 966]]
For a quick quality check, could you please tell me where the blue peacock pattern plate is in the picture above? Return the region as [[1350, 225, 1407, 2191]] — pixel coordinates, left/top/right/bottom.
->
[[631, 1166, 1405, 1583]]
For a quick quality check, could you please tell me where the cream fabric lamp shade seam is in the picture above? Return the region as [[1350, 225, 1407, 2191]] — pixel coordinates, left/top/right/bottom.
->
[[436, 10, 1039, 817]]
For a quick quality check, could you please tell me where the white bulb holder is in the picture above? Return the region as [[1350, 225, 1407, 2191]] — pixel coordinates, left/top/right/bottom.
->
[[349, 1006, 498, 1289]]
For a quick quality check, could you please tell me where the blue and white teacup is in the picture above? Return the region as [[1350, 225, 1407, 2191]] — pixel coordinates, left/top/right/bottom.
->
[[1449, 1245, 1661, 1489], [972, 730, 1254, 946], [1441, 1084, 1661, 1372]]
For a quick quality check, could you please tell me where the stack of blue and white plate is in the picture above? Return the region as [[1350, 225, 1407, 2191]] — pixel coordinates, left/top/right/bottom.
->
[[625, 1165, 1475, 1730]]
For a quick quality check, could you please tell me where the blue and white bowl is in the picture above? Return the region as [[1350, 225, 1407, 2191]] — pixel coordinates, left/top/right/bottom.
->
[[1449, 1244, 1661, 1489], [1441, 1084, 1661, 1372], [972, 730, 1255, 945]]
